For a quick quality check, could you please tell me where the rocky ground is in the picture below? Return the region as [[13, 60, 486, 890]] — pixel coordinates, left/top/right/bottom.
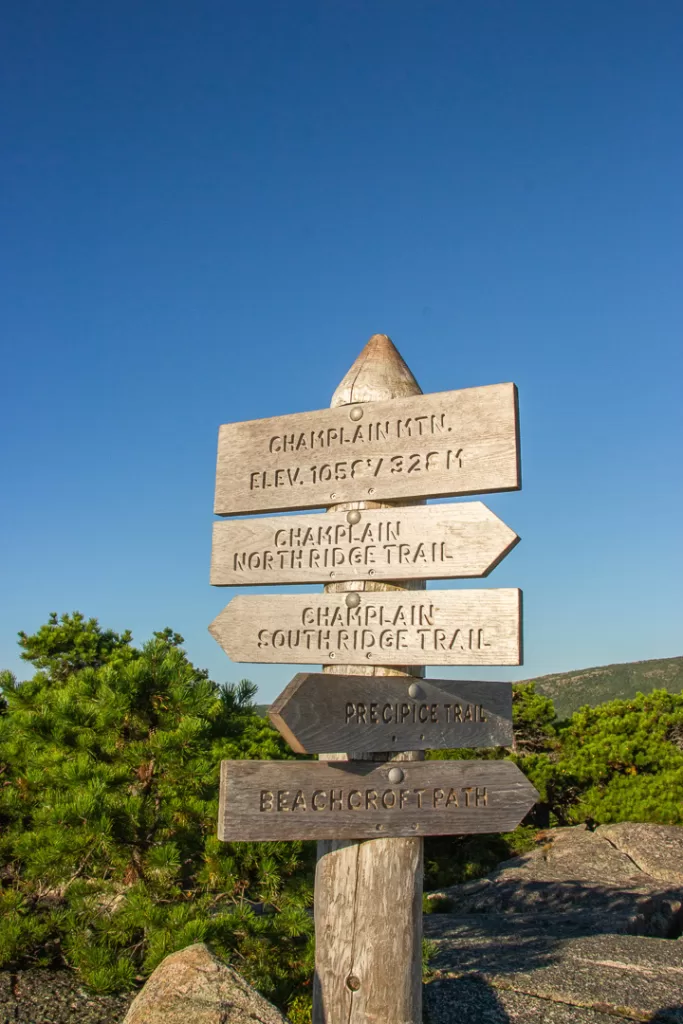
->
[[0, 969, 135, 1024], [424, 822, 683, 1023], [2, 823, 681, 1023]]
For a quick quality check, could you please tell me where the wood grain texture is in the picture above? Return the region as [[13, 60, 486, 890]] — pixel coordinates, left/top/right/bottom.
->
[[330, 333, 421, 406], [213, 381, 520, 515], [315, 334, 426, 1024], [269, 674, 513, 754], [209, 588, 522, 666], [210, 501, 519, 586], [313, 832, 422, 1024], [217, 759, 538, 841]]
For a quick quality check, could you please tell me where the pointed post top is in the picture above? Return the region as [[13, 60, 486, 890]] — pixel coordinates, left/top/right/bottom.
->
[[331, 333, 422, 408]]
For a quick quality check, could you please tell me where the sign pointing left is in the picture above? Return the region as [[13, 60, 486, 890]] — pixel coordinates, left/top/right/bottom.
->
[[209, 589, 522, 666], [270, 673, 513, 753]]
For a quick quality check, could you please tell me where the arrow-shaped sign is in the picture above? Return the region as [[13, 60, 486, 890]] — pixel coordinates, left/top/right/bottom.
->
[[217, 759, 538, 841], [209, 589, 522, 666], [269, 674, 513, 753], [210, 502, 519, 586]]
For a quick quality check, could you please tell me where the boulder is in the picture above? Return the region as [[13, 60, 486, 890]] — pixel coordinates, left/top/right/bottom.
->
[[122, 943, 288, 1024], [426, 823, 683, 936], [596, 822, 683, 885]]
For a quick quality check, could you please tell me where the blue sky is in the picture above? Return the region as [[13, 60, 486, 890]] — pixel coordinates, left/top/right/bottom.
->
[[2, 1, 682, 701]]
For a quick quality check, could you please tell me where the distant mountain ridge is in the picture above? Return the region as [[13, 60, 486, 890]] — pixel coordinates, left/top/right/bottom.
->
[[252, 656, 683, 722], [528, 655, 683, 719]]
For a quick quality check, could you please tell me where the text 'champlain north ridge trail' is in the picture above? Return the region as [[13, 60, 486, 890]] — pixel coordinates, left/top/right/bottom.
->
[[207, 333, 535, 1024]]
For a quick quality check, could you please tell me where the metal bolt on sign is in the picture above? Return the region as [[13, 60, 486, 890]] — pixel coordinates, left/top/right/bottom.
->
[[209, 334, 535, 1024]]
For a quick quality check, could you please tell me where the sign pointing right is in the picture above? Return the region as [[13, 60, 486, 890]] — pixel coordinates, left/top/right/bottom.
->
[[218, 759, 538, 841], [211, 501, 519, 586]]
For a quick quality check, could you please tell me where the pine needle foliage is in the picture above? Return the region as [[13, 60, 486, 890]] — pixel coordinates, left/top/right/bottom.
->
[[423, 684, 683, 888], [551, 689, 683, 825], [2, 615, 681, 1017], [0, 613, 314, 1010]]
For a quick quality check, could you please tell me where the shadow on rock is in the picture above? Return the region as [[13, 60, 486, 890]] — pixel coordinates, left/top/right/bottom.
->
[[651, 1010, 683, 1024], [424, 977, 511, 1024], [426, 876, 683, 983]]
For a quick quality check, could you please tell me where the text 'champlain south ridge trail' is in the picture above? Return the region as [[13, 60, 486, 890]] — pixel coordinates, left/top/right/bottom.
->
[[207, 333, 536, 1024]]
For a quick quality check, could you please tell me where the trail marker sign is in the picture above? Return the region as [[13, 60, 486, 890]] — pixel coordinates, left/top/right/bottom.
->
[[210, 501, 519, 586], [209, 588, 522, 666], [213, 382, 520, 515], [208, 333, 530, 1024], [218, 759, 538, 842], [269, 673, 513, 754]]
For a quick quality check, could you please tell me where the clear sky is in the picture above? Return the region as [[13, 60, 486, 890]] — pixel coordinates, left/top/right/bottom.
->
[[2, 1, 682, 701]]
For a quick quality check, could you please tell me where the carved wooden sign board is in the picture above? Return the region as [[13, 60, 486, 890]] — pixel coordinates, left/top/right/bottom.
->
[[218, 759, 538, 841], [208, 336, 530, 1024], [214, 382, 520, 515], [210, 589, 522, 666], [269, 674, 513, 754], [211, 501, 519, 586]]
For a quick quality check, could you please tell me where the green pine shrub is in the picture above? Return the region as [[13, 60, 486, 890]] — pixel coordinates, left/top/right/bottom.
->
[[551, 689, 683, 825], [0, 613, 314, 1011], [424, 683, 683, 889], [2, 613, 682, 1017]]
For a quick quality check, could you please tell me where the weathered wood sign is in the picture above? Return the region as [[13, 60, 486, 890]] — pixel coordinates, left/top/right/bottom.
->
[[218, 759, 538, 841], [210, 501, 519, 586], [269, 674, 513, 753], [209, 588, 522, 665], [214, 382, 520, 515]]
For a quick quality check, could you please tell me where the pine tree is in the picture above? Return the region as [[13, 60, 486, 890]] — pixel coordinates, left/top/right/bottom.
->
[[552, 689, 683, 825], [0, 613, 314, 1011]]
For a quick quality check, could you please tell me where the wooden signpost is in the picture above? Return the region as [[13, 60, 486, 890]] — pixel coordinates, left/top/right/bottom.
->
[[209, 588, 522, 665], [208, 334, 535, 1024], [211, 501, 519, 585], [214, 381, 520, 515], [218, 759, 536, 841], [268, 674, 513, 753]]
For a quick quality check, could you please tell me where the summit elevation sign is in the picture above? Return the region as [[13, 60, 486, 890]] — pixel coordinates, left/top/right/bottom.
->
[[214, 382, 520, 515], [207, 333, 534, 1024]]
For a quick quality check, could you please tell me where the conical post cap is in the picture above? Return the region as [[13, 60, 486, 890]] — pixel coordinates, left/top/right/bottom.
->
[[331, 334, 422, 407]]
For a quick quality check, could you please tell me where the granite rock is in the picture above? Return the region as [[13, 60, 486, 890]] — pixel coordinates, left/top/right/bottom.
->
[[425, 823, 683, 1022], [597, 822, 683, 885], [0, 968, 134, 1024], [424, 976, 642, 1024], [122, 943, 288, 1024]]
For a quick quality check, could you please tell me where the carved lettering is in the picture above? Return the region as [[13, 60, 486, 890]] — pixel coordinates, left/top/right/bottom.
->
[[260, 790, 273, 811], [249, 448, 466, 493], [259, 786, 495, 813], [250, 599, 494, 659], [341, 699, 491, 728], [214, 590, 521, 666]]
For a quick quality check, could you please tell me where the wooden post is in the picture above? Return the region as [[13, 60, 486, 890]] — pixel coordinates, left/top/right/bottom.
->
[[313, 335, 425, 1024]]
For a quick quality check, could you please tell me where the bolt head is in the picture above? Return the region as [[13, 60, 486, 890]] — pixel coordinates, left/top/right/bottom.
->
[[408, 683, 424, 699], [349, 407, 363, 421], [345, 593, 361, 608], [346, 510, 361, 525], [387, 767, 404, 784]]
